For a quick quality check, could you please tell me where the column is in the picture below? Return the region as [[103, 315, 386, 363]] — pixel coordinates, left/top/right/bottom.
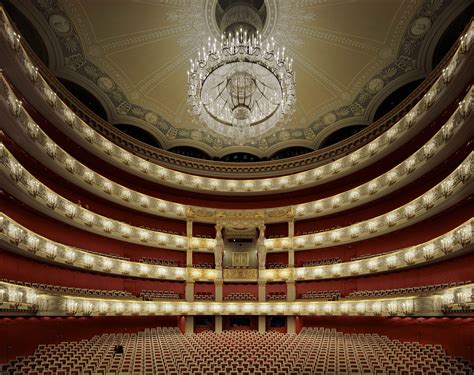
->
[[185, 316, 194, 334], [215, 280, 223, 302], [214, 224, 224, 333], [286, 280, 296, 302], [185, 281, 194, 302], [215, 316, 223, 333], [288, 217, 295, 267], [214, 224, 224, 302], [186, 219, 193, 267], [185, 219, 194, 301], [258, 315, 266, 333], [287, 316, 296, 334], [257, 224, 267, 302], [287, 216, 296, 332], [258, 280, 266, 302]]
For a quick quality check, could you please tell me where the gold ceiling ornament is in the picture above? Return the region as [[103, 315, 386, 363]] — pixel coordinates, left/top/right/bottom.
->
[[187, 2, 295, 143]]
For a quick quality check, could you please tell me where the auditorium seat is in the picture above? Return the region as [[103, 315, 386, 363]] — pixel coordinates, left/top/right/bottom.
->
[[2, 327, 472, 374], [266, 292, 287, 301], [195, 292, 214, 301], [139, 257, 180, 267], [301, 258, 342, 267], [347, 281, 472, 299], [1, 279, 136, 299], [140, 290, 182, 300], [299, 290, 341, 301], [224, 292, 257, 301]]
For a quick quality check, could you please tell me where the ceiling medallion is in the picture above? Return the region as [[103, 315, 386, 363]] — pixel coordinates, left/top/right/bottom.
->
[[187, 1, 295, 142]]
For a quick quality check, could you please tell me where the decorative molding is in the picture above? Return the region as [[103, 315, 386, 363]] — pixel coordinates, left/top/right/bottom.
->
[[7, 0, 459, 154]]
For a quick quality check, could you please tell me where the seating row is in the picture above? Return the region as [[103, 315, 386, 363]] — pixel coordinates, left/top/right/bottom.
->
[[347, 281, 472, 299], [224, 293, 257, 301], [267, 292, 287, 301], [193, 263, 214, 269], [139, 226, 182, 235], [267, 263, 287, 269], [1, 327, 472, 374], [299, 291, 341, 301], [302, 258, 342, 267], [195, 292, 214, 301], [139, 257, 180, 267], [0, 279, 135, 299], [140, 290, 182, 301]]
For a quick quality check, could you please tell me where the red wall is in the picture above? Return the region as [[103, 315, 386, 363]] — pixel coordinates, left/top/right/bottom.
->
[[193, 222, 216, 238], [194, 282, 215, 296], [193, 252, 215, 266], [223, 316, 258, 331], [266, 282, 287, 295], [266, 222, 288, 237], [13, 87, 460, 208], [295, 144, 471, 234], [295, 197, 473, 263], [0, 250, 185, 296], [1, 193, 187, 264], [296, 250, 474, 296], [266, 252, 289, 266], [223, 283, 258, 299], [0, 316, 179, 364], [1, 135, 187, 234], [299, 316, 474, 362]]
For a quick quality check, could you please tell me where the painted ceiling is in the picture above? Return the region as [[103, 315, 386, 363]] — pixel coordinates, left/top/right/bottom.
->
[[11, 0, 461, 157]]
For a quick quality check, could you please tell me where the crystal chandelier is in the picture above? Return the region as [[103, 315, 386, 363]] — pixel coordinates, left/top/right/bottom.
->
[[187, 27, 295, 141]]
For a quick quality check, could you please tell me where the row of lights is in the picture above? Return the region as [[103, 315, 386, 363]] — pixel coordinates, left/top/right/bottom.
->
[[442, 286, 473, 305], [1, 216, 218, 281], [61, 298, 417, 316], [4, 76, 471, 224], [1, 141, 470, 253], [1, 212, 471, 283], [2, 284, 471, 317], [2, 9, 471, 194], [265, 155, 472, 250], [0, 143, 217, 251], [289, 94, 471, 218], [264, 222, 472, 280], [0, 286, 38, 305]]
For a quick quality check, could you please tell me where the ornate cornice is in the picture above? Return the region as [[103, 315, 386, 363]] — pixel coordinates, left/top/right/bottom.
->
[[6, 0, 462, 158]]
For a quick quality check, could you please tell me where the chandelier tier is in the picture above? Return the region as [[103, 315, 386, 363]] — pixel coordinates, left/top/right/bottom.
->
[[187, 27, 296, 141]]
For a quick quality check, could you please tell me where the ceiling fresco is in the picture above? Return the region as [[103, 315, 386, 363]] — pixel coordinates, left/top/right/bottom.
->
[[11, 0, 462, 157]]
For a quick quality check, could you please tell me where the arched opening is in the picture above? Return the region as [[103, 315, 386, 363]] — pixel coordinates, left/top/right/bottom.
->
[[114, 124, 162, 148], [372, 79, 424, 122], [59, 78, 108, 121], [319, 125, 367, 149], [270, 147, 314, 160], [4, 1, 49, 66], [432, 4, 474, 69], [168, 146, 211, 160], [221, 152, 261, 163]]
